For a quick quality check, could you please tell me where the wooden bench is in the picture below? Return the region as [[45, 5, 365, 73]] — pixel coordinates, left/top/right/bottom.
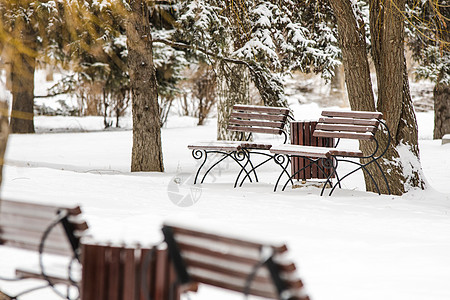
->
[[162, 222, 310, 300], [188, 104, 292, 187], [270, 110, 391, 196], [0, 199, 89, 299]]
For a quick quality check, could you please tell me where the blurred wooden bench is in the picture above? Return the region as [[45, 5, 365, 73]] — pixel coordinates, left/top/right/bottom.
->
[[0, 199, 89, 298], [162, 222, 310, 300], [188, 104, 292, 187], [270, 110, 391, 195]]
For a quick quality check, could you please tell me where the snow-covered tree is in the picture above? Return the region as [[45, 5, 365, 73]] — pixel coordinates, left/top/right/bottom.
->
[[162, 0, 340, 139], [406, 0, 450, 139]]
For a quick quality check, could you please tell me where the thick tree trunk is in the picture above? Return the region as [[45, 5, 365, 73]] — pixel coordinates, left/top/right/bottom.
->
[[126, 0, 164, 172], [9, 43, 35, 134], [330, 0, 425, 195], [217, 63, 250, 141], [433, 84, 450, 139], [370, 0, 425, 193]]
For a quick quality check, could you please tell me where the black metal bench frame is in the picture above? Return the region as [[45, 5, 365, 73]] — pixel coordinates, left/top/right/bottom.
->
[[270, 110, 392, 196], [0, 199, 88, 300], [188, 104, 293, 187]]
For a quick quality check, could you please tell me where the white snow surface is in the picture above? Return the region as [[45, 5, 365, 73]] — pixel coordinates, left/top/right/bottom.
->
[[1, 108, 450, 299]]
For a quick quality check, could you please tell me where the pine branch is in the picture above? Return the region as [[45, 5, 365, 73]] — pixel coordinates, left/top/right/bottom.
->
[[152, 38, 254, 72]]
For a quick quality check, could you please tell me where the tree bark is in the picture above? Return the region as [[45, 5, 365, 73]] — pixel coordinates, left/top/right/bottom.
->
[[217, 63, 250, 141], [126, 0, 164, 172], [433, 84, 450, 139], [9, 38, 36, 134], [329, 0, 425, 195]]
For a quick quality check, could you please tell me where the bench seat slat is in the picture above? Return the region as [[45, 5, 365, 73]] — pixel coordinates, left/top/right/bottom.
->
[[171, 226, 288, 253], [315, 123, 377, 134], [270, 145, 331, 159], [228, 125, 283, 135], [228, 119, 285, 129], [189, 270, 278, 299], [1, 200, 82, 217], [322, 110, 382, 119], [313, 130, 374, 140], [233, 104, 290, 115], [230, 112, 287, 122], [188, 142, 241, 151], [240, 142, 272, 150], [319, 117, 380, 127], [16, 268, 75, 285]]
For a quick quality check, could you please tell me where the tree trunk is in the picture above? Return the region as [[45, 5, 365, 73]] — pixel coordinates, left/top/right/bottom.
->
[[9, 42, 36, 134], [329, 0, 425, 195], [126, 0, 164, 172], [370, 0, 425, 194], [217, 63, 250, 141], [433, 84, 450, 139], [0, 101, 9, 188]]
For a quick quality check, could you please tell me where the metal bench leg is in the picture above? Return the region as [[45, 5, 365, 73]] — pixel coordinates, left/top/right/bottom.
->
[[192, 150, 208, 184], [273, 154, 292, 192]]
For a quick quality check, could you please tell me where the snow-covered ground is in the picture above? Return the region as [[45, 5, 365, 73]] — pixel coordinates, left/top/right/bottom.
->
[[1, 108, 450, 300], [1, 75, 450, 299]]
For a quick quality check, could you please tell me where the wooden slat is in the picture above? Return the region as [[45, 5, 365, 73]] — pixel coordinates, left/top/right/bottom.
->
[[190, 272, 278, 299], [122, 248, 136, 300], [233, 105, 290, 115], [230, 112, 287, 122], [304, 122, 312, 179], [270, 145, 331, 159], [311, 122, 318, 179], [321, 110, 382, 119], [329, 149, 364, 157], [227, 125, 282, 135], [319, 117, 379, 127], [228, 119, 285, 129], [239, 142, 272, 150], [15, 268, 74, 285], [183, 257, 272, 285], [170, 226, 288, 254], [313, 130, 374, 140], [108, 246, 121, 300], [154, 248, 169, 300], [187, 142, 241, 151], [1, 199, 82, 218], [316, 123, 377, 134]]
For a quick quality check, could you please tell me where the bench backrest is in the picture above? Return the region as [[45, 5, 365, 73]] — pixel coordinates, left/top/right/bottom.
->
[[314, 110, 382, 140], [162, 224, 309, 300], [228, 105, 291, 137], [0, 199, 88, 259]]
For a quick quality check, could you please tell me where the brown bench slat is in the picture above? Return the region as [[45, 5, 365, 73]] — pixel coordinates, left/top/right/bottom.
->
[[230, 112, 287, 122], [15, 268, 74, 285], [184, 257, 272, 285], [3, 240, 73, 256], [322, 110, 382, 119], [313, 130, 374, 140], [315, 123, 377, 134], [240, 142, 272, 150], [170, 226, 288, 253], [233, 104, 290, 115], [270, 145, 331, 159], [319, 117, 380, 127], [189, 272, 279, 299], [329, 149, 364, 157], [178, 241, 296, 273], [228, 125, 283, 135], [1, 200, 82, 217], [188, 141, 242, 151], [228, 119, 285, 129]]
